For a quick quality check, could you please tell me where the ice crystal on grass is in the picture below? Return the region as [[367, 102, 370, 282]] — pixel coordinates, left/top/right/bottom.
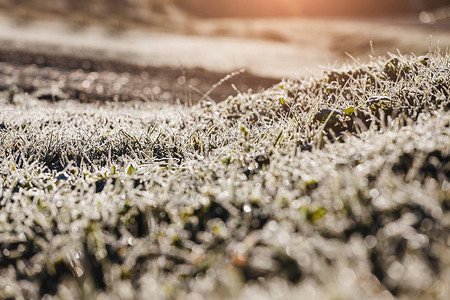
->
[[0, 51, 449, 299]]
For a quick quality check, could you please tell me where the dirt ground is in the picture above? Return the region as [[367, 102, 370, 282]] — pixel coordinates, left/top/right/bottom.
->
[[0, 14, 449, 103]]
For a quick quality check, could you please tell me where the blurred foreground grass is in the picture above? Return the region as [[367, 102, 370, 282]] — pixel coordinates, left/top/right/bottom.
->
[[0, 51, 449, 299]]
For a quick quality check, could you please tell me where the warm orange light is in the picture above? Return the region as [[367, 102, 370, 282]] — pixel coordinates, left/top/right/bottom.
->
[[175, 0, 418, 17]]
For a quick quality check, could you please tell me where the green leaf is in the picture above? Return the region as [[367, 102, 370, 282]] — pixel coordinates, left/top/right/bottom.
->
[[273, 130, 284, 148], [127, 163, 135, 176], [308, 206, 325, 223], [344, 106, 355, 116], [222, 156, 232, 165], [240, 126, 249, 139]]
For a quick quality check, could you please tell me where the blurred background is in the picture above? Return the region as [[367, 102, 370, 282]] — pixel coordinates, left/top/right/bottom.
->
[[0, 0, 186, 30], [175, 0, 450, 17], [0, 0, 449, 103], [1, 0, 449, 27]]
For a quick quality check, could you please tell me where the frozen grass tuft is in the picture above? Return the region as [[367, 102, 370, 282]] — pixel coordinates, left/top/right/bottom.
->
[[0, 51, 449, 299]]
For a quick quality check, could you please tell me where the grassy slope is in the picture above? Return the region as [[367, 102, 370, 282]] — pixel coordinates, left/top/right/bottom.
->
[[0, 52, 449, 299]]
